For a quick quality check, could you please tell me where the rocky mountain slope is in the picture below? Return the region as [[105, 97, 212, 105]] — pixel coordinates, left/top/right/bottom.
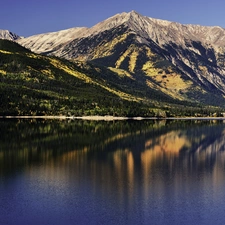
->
[[0, 40, 162, 116], [17, 27, 88, 54], [2, 12, 225, 116], [1, 39, 223, 117], [17, 11, 225, 107], [0, 29, 21, 40]]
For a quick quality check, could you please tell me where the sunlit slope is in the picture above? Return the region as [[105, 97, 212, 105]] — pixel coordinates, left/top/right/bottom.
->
[[2, 40, 186, 116], [76, 29, 225, 106], [0, 40, 224, 117], [0, 40, 155, 116], [16, 11, 225, 109]]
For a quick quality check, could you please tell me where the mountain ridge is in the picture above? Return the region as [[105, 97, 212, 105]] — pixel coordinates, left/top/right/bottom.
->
[[17, 11, 225, 50], [1, 12, 225, 116]]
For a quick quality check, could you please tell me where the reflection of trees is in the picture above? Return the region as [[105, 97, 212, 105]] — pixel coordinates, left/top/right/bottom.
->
[[0, 119, 157, 174], [2, 119, 225, 209], [35, 120, 225, 210], [1, 119, 225, 179]]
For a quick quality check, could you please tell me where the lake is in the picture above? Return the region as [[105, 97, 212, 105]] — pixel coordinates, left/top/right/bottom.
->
[[0, 119, 225, 225]]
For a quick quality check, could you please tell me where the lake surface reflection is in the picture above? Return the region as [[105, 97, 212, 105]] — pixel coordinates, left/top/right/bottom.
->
[[1, 119, 225, 225]]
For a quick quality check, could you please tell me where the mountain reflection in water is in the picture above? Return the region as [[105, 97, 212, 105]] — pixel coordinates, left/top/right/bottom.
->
[[0, 119, 225, 225]]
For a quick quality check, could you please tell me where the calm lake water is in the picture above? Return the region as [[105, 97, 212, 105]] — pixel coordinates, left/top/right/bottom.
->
[[1, 119, 225, 225]]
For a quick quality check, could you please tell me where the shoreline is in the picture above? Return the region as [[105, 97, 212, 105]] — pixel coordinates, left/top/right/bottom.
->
[[1, 115, 225, 121]]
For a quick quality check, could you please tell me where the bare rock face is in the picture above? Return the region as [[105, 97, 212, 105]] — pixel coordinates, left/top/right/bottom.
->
[[0, 30, 20, 41], [17, 27, 88, 54]]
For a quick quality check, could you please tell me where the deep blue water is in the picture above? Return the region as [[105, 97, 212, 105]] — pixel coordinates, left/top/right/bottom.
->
[[1, 119, 225, 225]]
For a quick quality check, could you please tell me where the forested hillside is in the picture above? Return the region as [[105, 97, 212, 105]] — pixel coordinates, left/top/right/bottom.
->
[[0, 40, 223, 117]]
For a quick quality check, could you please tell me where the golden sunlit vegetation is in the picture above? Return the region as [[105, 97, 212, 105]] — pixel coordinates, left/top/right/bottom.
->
[[93, 33, 130, 59], [0, 39, 224, 117], [0, 50, 12, 54], [108, 67, 134, 79], [115, 45, 138, 69]]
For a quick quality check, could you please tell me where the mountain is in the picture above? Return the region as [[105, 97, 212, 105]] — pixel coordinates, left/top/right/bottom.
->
[[0, 39, 223, 117], [18, 11, 225, 55], [1, 12, 225, 116], [0, 39, 165, 117], [0, 29, 21, 41], [17, 11, 225, 108]]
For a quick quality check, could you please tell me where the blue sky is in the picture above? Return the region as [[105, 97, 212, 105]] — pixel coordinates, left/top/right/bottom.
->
[[1, 0, 225, 37]]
